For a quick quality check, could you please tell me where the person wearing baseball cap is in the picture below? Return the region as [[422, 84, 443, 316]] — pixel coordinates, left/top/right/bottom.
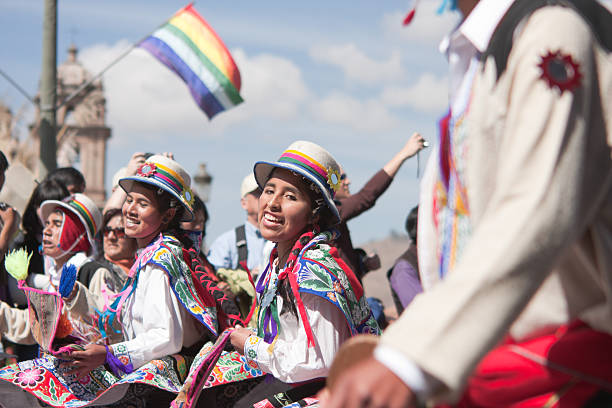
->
[[208, 172, 268, 277]]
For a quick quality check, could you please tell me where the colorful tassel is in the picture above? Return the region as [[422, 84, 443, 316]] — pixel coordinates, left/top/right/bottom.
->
[[4, 248, 32, 281], [58, 264, 78, 298]]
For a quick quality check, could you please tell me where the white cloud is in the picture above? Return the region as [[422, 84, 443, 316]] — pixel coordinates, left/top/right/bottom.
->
[[78, 41, 312, 139], [310, 93, 398, 133], [224, 49, 311, 122], [381, 0, 459, 47], [380, 73, 448, 113], [309, 43, 403, 85]]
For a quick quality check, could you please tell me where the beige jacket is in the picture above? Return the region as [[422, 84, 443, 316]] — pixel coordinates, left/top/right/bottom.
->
[[0, 303, 35, 345], [381, 5, 612, 402]]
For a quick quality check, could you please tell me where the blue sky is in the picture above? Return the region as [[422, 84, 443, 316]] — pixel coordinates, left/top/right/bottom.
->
[[1, 1, 458, 247]]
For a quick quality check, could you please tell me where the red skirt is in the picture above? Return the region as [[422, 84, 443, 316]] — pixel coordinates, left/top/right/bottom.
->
[[452, 321, 612, 407]]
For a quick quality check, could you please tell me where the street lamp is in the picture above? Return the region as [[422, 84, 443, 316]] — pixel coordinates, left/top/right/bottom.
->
[[193, 162, 213, 202]]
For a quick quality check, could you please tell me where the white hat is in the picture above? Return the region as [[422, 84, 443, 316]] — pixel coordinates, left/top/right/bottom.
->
[[240, 173, 259, 198], [40, 193, 102, 247], [111, 166, 128, 189], [119, 155, 194, 221]]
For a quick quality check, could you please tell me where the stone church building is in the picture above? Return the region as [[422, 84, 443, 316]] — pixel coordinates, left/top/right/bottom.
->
[[0, 45, 111, 207]]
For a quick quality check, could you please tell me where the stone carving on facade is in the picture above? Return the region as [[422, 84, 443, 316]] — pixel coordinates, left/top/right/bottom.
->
[[13, 44, 113, 206]]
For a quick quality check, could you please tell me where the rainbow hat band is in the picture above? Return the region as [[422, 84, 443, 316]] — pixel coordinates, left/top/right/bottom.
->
[[40, 193, 102, 247], [254, 140, 341, 224], [119, 155, 194, 221]]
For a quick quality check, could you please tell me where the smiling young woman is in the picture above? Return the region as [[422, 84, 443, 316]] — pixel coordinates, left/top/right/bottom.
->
[[258, 169, 313, 262], [227, 141, 380, 407], [0, 156, 243, 407]]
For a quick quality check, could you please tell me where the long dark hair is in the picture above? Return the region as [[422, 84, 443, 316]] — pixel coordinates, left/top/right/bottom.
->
[[46, 167, 86, 192]]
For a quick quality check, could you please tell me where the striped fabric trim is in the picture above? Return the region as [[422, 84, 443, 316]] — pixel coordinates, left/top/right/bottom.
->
[[282, 150, 328, 179], [69, 200, 96, 236], [281, 150, 327, 178], [155, 163, 186, 189], [278, 157, 330, 191], [278, 149, 333, 195], [278, 157, 333, 197]]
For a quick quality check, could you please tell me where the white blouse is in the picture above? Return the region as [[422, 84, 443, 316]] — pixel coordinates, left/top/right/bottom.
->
[[110, 263, 205, 369], [244, 265, 351, 383]]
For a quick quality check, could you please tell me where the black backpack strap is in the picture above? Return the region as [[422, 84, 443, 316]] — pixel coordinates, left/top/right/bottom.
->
[[234, 224, 248, 270], [77, 260, 104, 289], [482, 0, 612, 82]]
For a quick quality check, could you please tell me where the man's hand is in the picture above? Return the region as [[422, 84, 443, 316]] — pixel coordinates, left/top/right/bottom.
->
[[383, 132, 427, 178], [400, 132, 426, 160], [125, 152, 147, 176], [58, 343, 107, 380], [320, 356, 418, 408], [363, 253, 381, 273]]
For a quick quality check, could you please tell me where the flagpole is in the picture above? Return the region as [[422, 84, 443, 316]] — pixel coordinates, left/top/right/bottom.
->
[[55, 4, 185, 110]]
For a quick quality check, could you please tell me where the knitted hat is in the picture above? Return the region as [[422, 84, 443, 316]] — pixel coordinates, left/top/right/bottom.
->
[[119, 155, 194, 221], [254, 141, 341, 224], [240, 173, 259, 198], [40, 193, 102, 248]]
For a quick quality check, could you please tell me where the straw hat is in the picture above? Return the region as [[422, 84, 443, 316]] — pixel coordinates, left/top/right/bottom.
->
[[254, 140, 341, 224], [119, 155, 194, 221], [40, 193, 102, 247]]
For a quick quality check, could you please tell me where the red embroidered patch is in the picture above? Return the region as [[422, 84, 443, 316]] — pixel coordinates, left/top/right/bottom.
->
[[537, 50, 582, 93]]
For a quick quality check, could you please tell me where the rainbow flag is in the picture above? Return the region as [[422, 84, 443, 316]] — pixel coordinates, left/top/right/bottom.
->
[[140, 3, 243, 119]]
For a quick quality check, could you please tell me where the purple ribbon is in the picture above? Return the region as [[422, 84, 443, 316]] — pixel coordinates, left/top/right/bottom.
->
[[105, 345, 134, 377]]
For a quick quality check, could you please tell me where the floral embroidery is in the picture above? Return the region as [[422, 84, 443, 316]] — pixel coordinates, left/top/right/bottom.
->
[[246, 336, 260, 346], [137, 163, 157, 177], [239, 355, 261, 377], [12, 367, 45, 388], [333, 281, 343, 293], [244, 335, 261, 363]]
